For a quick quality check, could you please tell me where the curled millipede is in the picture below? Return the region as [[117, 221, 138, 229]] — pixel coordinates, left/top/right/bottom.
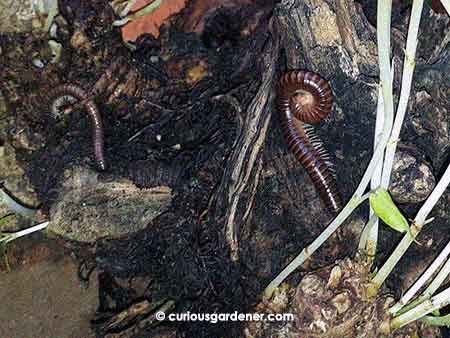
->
[[49, 84, 106, 171], [277, 70, 342, 214]]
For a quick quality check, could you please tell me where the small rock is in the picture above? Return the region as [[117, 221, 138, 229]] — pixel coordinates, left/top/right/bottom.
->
[[390, 150, 436, 203], [49, 170, 173, 243]]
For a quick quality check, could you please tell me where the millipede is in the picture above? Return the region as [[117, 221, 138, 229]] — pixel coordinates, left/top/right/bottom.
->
[[277, 70, 342, 214], [49, 84, 106, 171]]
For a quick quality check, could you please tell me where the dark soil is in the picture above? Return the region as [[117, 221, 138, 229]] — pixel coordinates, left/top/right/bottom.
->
[[1, 0, 449, 337]]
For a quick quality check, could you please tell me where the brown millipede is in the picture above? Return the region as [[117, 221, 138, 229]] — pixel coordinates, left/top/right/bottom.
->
[[277, 70, 342, 214], [49, 84, 106, 171]]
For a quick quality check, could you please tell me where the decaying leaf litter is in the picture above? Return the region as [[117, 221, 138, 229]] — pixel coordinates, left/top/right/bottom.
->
[[0, 0, 450, 337]]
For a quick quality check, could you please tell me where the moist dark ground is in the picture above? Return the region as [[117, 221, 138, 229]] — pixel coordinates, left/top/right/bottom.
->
[[0, 1, 449, 337]]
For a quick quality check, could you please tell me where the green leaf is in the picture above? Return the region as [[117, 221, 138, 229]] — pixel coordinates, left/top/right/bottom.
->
[[369, 188, 410, 233]]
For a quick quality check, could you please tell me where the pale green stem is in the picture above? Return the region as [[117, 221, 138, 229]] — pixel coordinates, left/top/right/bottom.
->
[[351, 0, 394, 199], [263, 193, 369, 300], [391, 286, 450, 329], [389, 240, 450, 314], [395, 253, 450, 315], [421, 255, 450, 302], [420, 313, 450, 327], [358, 0, 394, 261], [440, 0, 450, 16], [358, 214, 378, 252], [371, 161, 450, 292], [415, 161, 450, 225], [380, 0, 424, 187], [0, 221, 49, 244], [0, 186, 37, 219], [368, 228, 418, 297], [263, 0, 395, 300], [366, 85, 383, 257], [364, 64, 394, 258]]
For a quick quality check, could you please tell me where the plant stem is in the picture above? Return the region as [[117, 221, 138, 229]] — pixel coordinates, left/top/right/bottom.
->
[[368, 227, 419, 297], [1, 221, 49, 244], [371, 161, 450, 292], [389, 240, 450, 314], [264, 0, 396, 300], [358, 214, 378, 252], [380, 0, 424, 187], [396, 253, 450, 315], [366, 84, 384, 258], [367, 0, 447, 297], [357, 0, 394, 265], [9, 221, 49, 241], [421, 255, 450, 302], [364, 64, 394, 259], [420, 313, 450, 327], [440, 0, 450, 16], [263, 193, 369, 300], [0, 185, 37, 219], [415, 162, 450, 225], [391, 286, 450, 329], [350, 0, 394, 199], [264, 103, 394, 299]]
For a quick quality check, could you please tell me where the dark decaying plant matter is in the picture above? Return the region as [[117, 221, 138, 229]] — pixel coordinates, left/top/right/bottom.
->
[[0, 0, 449, 337]]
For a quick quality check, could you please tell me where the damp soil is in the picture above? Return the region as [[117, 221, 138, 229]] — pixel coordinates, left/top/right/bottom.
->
[[0, 236, 98, 338], [1, 0, 450, 337]]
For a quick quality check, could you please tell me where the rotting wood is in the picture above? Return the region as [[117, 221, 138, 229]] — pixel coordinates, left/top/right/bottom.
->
[[212, 32, 279, 261]]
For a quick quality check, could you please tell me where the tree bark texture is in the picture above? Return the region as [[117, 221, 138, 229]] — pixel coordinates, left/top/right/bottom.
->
[[1, 0, 449, 337]]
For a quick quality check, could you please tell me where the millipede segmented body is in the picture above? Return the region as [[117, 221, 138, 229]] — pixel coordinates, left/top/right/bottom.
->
[[277, 70, 342, 214], [49, 84, 106, 171]]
